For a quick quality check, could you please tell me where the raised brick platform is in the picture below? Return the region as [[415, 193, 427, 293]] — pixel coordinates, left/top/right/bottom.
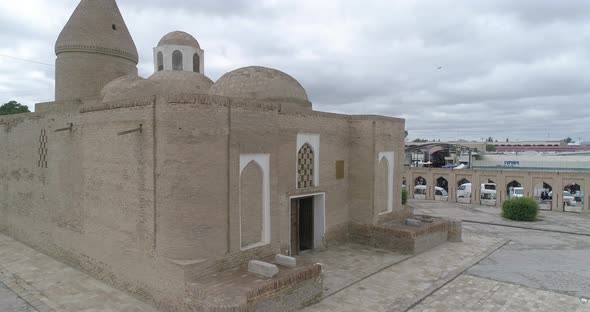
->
[[186, 262, 323, 311], [349, 218, 453, 254]]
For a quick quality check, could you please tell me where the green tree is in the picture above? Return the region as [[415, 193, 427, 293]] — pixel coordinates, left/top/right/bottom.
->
[[0, 101, 30, 115], [564, 137, 573, 144], [486, 144, 496, 152]]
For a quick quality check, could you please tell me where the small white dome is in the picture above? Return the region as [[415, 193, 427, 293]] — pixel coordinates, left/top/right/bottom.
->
[[158, 31, 200, 49]]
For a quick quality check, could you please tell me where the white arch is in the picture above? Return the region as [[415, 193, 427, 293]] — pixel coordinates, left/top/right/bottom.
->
[[153, 45, 205, 73], [379, 151, 395, 213], [239, 154, 270, 249]]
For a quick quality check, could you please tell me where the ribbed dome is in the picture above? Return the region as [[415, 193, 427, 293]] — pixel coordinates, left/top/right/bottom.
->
[[55, 0, 138, 63], [158, 31, 200, 49], [209, 66, 309, 104], [148, 70, 213, 94], [101, 75, 157, 102]]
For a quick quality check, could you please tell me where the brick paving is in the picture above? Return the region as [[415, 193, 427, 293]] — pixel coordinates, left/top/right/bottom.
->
[[409, 275, 590, 312], [0, 280, 37, 312], [0, 234, 158, 312], [301, 235, 505, 312], [1, 200, 589, 311]]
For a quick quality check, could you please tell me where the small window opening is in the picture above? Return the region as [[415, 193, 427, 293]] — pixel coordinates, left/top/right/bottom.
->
[[193, 53, 200, 73], [157, 52, 164, 72], [112, 24, 117, 31], [172, 50, 183, 71]]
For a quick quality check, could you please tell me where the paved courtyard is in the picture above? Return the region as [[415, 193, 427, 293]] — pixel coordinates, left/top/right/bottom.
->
[[0, 280, 36, 312], [0, 234, 158, 312], [0, 200, 589, 311]]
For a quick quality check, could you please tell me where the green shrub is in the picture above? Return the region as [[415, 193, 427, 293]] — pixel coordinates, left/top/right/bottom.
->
[[402, 189, 408, 205], [502, 197, 538, 221]]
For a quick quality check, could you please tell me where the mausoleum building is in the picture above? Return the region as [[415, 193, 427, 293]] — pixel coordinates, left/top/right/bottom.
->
[[0, 1, 453, 311]]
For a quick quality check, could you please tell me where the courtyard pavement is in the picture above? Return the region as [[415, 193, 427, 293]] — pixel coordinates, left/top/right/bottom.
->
[[0, 234, 158, 312], [410, 199, 590, 235], [0, 200, 588, 311], [0, 280, 37, 312]]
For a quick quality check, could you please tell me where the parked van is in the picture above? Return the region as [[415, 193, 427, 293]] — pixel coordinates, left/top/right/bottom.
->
[[413, 185, 427, 200], [457, 183, 472, 198], [480, 183, 497, 206], [508, 187, 524, 199], [481, 183, 496, 191]]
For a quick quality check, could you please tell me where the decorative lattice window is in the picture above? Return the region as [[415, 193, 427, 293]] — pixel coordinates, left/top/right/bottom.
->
[[297, 143, 314, 189], [38, 129, 48, 168]]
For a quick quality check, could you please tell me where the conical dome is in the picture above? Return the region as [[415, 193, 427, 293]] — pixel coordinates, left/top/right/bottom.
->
[[55, 0, 138, 63], [55, 0, 139, 102]]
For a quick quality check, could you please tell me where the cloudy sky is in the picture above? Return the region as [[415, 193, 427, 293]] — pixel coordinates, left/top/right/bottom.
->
[[1, 0, 589, 142]]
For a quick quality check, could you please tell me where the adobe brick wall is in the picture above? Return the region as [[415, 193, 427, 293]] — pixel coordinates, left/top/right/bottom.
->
[[0, 104, 192, 311], [155, 95, 230, 261], [0, 91, 406, 311], [56, 52, 137, 102]]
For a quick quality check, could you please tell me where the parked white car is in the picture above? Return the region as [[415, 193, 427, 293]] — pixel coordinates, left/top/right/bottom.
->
[[457, 183, 472, 198], [563, 191, 575, 206], [548, 191, 575, 206], [434, 186, 449, 201], [413, 185, 448, 201]]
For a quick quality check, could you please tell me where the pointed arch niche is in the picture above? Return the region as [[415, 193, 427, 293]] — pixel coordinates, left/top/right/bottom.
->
[[296, 133, 320, 188], [378, 152, 395, 213], [239, 154, 270, 250]]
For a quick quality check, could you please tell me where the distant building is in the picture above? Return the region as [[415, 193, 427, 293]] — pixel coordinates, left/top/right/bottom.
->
[[472, 153, 590, 172]]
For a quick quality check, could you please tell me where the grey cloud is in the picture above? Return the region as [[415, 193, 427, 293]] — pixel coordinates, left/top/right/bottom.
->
[[1, 0, 589, 141]]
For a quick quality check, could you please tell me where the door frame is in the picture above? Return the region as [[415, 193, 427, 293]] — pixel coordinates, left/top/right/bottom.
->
[[288, 192, 326, 256]]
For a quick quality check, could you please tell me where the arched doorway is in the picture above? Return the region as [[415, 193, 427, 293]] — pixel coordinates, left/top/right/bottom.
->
[[563, 183, 583, 213], [480, 179, 496, 206], [534, 181, 552, 210], [457, 178, 471, 204], [435, 177, 449, 201], [414, 176, 427, 200], [506, 180, 523, 199]]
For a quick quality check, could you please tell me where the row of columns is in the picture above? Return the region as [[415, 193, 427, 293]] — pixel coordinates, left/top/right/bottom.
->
[[405, 168, 589, 213]]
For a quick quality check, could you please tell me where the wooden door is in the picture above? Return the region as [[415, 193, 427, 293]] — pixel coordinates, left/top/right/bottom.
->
[[299, 197, 314, 252], [290, 199, 299, 256]]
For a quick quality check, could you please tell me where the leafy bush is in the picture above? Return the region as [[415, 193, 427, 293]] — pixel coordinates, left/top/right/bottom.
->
[[0, 101, 30, 115], [502, 197, 538, 221], [402, 189, 408, 205]]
